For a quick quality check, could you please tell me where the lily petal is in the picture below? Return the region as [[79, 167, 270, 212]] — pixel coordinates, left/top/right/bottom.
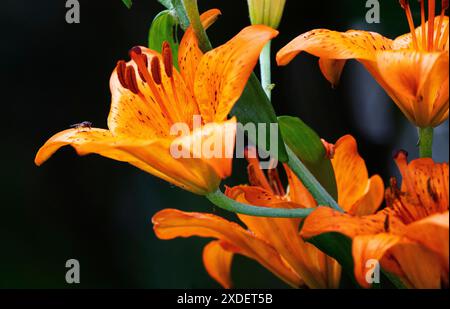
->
[[375, 50, 449, 127], [352, 233, 401, 288], [34, 128, 218, 194], [152, 209, 302, 288], [332, 135, 384, 213], [300, 206, 406, 240], [203, 240, 234, 289], [226, 185, 321, 288], [389, 239, 443, 288], [393, 17, 449, 51], [173, 118, 236, 179], [276, 29, 392, 65], [109, 48, 199, 134], [178, 9, 222, 94], [389, 151, 449, 222], [318, 58, 347, 88], [405, 211, 449, 273], [194, 25, 278, 122]]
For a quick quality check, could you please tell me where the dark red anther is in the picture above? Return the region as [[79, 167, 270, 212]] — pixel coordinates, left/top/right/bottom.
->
[[151, 57, 162, 85], [162, 41, 174, 78], [125, 65, 139, 94], [116, 60, 128, 89], [137, 54, 149, 82]]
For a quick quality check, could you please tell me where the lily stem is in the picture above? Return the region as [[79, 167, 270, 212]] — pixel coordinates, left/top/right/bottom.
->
[[286, 146, 343, 212], [260, 41, 272, 100], [206, 189, 314, 218], [182, 0, 212, 52], [418, 127, 433, 158]]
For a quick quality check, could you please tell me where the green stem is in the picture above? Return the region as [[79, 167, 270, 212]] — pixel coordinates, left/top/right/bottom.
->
[[418, 127, 433, 158], [259, 41, 272, 100], [286, 146, 343, 212], [182, 0, 212, 52], [206, 189, 314, 218]]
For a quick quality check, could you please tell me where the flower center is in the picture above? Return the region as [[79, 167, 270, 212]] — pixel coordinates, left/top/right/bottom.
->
[[399, 0, 449, 51]]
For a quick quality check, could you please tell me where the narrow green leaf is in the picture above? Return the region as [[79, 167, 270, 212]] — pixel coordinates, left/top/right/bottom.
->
[[121, 0, 132, 9], [279, 116, 338, 199], [148, 10, 180, 69], [230, 74, 288, 163]]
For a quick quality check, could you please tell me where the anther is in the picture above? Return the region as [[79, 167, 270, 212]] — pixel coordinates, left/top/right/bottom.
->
[[162, 41, 174, 78], [125, 65, 139, 94], [129, 46, 142, 57], [116, 60, 128, 89], [137, 54, 149, 82], [151, 57, 162, 85]]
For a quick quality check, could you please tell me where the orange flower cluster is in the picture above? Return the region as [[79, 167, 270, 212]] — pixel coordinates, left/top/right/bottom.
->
[[35, 1, 449, 288]]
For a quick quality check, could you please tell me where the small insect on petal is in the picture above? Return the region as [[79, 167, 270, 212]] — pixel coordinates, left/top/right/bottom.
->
[[70, 121, 93, 130]]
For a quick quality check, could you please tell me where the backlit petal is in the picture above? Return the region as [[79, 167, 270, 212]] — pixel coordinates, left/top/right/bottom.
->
[[349, 175, 385, 216], [173, 118, 236, 179], [276, 29, 392, 65], [178, 9, 222, 94], [375, 50, 449, 127], [393, 17, 449, 51], [194, 25, 278, 122], [203, 240, 234, 289], [152, 209, 302, 287]]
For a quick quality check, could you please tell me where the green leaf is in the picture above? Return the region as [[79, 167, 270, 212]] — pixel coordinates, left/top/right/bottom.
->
[[121, 0, 132, 9], [230, 74, 288, 163], [148, 10, 180, 70], [278, 116, 338, 199], [307, 232, 359, 287]]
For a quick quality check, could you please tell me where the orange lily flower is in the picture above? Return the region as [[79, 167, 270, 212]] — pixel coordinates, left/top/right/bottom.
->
[[152, 135, 384, 288], [276, 0, 449, 128], [34, 10, 278, 195], [301, 151, 449, 288]]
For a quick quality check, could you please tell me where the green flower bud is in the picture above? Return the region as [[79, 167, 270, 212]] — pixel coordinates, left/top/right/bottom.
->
[[247, 0, 286, 29]]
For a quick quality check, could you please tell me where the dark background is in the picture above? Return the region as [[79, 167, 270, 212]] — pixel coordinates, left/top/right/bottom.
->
[[1, 0, 448, 288]]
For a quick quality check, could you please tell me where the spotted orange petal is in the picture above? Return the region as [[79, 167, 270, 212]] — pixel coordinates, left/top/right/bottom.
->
[[389, 151, 449, 222], [178, 9, 222, 94], [194, 25, 278, 122], [300, 206, 406, 240], [276, 29, 392, 66]]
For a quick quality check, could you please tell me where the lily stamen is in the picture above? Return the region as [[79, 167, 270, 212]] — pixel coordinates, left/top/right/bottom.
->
[[162, 42, 182, 122], [400, 0, 420, 50], [129, 46, 175, 124], [420, 0, 427, 50], [428, 0, 436, 51]]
